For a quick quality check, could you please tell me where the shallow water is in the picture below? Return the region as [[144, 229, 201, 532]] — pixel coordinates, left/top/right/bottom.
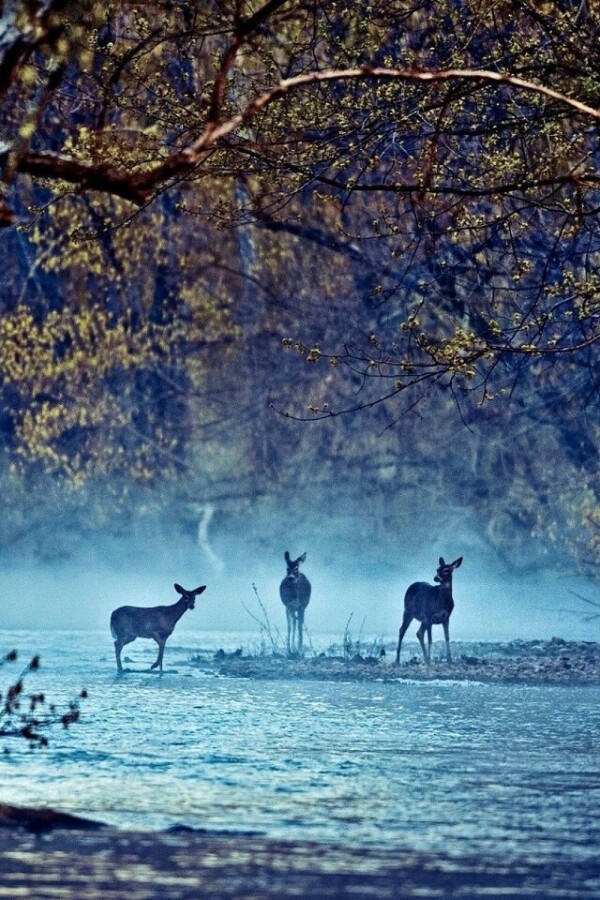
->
[[1, 629, 599, 861]]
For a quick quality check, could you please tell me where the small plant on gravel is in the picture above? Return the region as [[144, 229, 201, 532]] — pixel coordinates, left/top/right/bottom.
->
[[242, 584, 286, 655], [338, 616, 386, 662]]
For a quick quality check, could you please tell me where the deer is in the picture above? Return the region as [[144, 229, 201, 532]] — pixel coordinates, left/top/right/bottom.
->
[[395, 557, 463, 666], [110, 583, 206, 674], [279, 551, 311, 656]]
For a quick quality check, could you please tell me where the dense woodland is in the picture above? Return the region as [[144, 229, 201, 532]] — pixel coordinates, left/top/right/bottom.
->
[[0, 1, 599, 577]]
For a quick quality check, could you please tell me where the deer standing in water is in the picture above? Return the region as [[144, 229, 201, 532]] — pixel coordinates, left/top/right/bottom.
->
[[395, 557, 463, 666], [280, 551, 311, 655], [111, 583, 206, 674]]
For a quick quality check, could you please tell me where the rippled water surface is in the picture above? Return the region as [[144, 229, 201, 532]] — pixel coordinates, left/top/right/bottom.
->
[[2, 629, 599, 860]]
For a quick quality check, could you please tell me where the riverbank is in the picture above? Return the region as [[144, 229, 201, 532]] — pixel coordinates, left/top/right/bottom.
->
[[208, 638, 600, 685], [1, 804, 599, 899], [3, 640, 599, 898]]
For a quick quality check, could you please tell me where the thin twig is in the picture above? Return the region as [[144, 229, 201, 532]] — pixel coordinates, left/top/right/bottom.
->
[[240, 583, 284, 653], [568, 589, 600, 609]]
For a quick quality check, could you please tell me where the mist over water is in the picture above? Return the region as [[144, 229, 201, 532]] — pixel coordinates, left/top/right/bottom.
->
[[2, 506, 599, 866], [0, 511, 596, 643]]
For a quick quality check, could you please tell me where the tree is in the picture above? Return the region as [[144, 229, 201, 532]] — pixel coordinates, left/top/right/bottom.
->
[[0, 1, 598, 409], [1, 1, 600, 572]]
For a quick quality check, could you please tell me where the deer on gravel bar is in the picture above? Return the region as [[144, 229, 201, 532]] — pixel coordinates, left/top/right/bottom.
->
[[395, 557, 463, 666], [280, 551, 311, 655], [111, 583, 206, 674]]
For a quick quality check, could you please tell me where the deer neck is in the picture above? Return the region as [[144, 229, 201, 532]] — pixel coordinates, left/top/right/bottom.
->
[[437, 580, 453, 600], [170, 598, 189, 622]]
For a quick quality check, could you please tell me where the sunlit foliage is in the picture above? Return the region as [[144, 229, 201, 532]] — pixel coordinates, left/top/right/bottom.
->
[[0, 1, 600, 573]]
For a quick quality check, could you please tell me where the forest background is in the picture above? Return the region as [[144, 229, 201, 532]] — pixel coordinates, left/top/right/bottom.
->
[[1, 1, 599, 635]]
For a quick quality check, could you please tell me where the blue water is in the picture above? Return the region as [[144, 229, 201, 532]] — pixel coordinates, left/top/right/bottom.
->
[[1, 629, 599, 861]]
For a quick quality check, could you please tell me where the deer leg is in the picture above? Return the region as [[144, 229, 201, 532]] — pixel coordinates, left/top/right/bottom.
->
[[114, 640, 124, 673], [442, 619, 452, 664], [416, 623, 430, 665], [286, 609, 292, 655], [427, 625, 433, 664], [297, 610, 304, 653], [114, 634, 135, 674], [151, 637, 166, 673], [291, 612, 297, 655], [395, 613, 412, 664]]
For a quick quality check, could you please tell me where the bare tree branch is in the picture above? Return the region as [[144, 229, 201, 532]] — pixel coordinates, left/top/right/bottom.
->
[[7, 62, 600, 206]]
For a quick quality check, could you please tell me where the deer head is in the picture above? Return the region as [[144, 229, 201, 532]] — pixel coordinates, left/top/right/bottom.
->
[[433, 557, 463, 585], [284, 551, 307, 579], [174, 583, 206, 609]]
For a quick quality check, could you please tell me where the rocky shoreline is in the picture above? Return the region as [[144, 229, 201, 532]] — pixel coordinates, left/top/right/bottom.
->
[[0, 803, 599, 899], [209, 638, 600, 685]]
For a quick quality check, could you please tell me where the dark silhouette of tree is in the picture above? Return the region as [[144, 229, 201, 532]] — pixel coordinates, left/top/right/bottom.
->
[[0, 650, 86, 750]]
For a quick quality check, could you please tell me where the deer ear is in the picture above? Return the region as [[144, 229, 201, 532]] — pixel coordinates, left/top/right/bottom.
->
[[439, 557, 445, 567], [284, 551, 290, 563], [299, 552, 307, 563], [174, 583, 184, 594], [452, 557, 463, 569], [194, 585, 207, 595]]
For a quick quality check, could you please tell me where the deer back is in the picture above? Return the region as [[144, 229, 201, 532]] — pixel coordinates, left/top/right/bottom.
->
[[280, 551, 311, 611], [403, 581, 454, 625], [111, 584, 206, 641], [110, 599, 187, 640], [280, 572, 311, 610]]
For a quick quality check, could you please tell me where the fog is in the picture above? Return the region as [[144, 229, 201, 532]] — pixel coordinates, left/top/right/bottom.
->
[[1, 512, 597, 645]]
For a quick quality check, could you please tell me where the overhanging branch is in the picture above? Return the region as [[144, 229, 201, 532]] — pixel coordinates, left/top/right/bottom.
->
[[9, 64, 600, 206]]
